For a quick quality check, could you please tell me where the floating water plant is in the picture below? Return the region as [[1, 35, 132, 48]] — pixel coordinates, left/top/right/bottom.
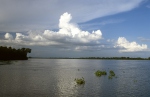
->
[[108, 70, 115, 79], [108, 75, 113, 79], [109, 70, 115, 76], [74, 77, 85, 84], [95, 70, 107, 77]]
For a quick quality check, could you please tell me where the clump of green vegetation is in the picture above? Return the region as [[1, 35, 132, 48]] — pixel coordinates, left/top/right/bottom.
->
[[109, 70, 115, 76], [108, 75, 113, 79], [108, 70, 116, 79], [74, 77, 85, 84], [95, 70, 107, 77]]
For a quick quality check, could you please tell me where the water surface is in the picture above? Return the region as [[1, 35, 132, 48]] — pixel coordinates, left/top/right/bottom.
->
[[0, 59, 150, 97]]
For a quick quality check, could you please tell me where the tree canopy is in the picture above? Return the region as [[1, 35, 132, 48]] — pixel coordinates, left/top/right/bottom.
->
[[0, 46, 31, 60]]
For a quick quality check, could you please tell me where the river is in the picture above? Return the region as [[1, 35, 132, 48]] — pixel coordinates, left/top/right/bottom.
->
[[0, 59, 150, 97]]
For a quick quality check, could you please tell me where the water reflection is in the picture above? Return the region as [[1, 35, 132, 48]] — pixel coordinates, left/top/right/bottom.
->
[[52, 59, 84, 96]]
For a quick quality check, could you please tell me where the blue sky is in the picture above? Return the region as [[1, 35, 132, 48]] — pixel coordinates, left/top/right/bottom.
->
[[0, 0, 150, 58]]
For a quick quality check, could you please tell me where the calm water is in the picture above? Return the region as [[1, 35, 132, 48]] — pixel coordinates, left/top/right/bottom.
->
[[0, 59, 150, 97]]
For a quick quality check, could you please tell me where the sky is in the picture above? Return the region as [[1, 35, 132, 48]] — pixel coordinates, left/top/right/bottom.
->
[[0, 0, 150, 58]]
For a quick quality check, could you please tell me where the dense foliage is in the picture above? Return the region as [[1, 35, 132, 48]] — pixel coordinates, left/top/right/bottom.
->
[[0, 46, 31, 60]]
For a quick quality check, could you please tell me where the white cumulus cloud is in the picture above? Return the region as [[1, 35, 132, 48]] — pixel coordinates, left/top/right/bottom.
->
[[115, 37, 148, 52], [43, 13, 102, 44], [0, 12, 103, 50], [5, 33, 13, 40]]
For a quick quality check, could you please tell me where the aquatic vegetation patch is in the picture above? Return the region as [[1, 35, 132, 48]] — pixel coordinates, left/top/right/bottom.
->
[[108, 75, 113, 79], [95, 70, 107, 77], [94, 70, 116, 79], [109, 70, 115, 76], [74, 77, 85, 84], [108, 70, 116, 79]]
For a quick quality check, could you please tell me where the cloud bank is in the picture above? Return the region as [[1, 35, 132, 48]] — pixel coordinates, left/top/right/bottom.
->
[[0, 13, 103, 51], [115, 37, 148, 52]]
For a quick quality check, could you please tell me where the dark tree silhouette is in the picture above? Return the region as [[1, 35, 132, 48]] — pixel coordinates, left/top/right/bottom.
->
[[0, 46, 31, 60]]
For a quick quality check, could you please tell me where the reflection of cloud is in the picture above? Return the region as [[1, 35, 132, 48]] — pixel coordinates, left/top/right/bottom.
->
[[115, 37, 148, 52], [0, 12, 103, 51]]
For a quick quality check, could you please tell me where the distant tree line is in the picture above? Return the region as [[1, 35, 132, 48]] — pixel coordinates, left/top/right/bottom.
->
[[79, 57, 150, 60], [0, 46, 31, 60], [48, 57, 150, 60]]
